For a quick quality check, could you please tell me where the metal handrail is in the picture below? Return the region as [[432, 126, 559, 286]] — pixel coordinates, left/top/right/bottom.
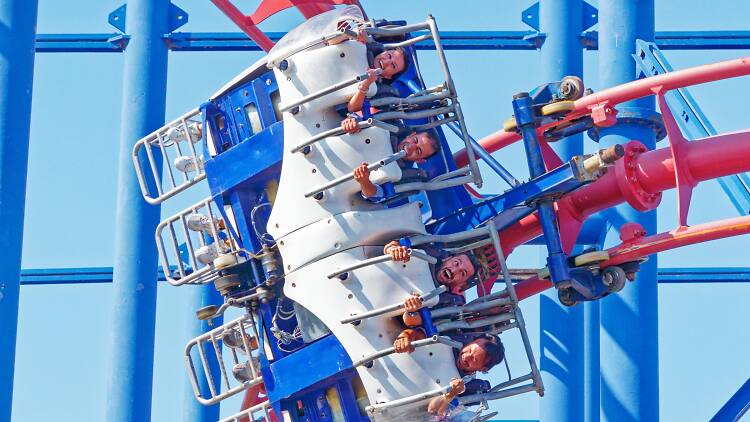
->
[[368, 89, 452, 108], [430, 295, 512, 319], [155, 196, 241, 286], [327, 249, 437, 280], [434, 312, 515, 332], [393, 172, 474, 195], [291, 118, 399, 154], [373, 105, 454, 122], [303, 150, 406, 198], [365, 374, 475, 416], [340, 285, 446, 325], [485, 221, 544, 395], [278, 68, 382, 113], [184, 314, 263, 405], [352, 335, 462, 368], [218, 400, 274, 422], [132, 107, 205, 205], [364, 22, 430, 37], [457, 383, 538, 405], [406, 227, 489, 248]]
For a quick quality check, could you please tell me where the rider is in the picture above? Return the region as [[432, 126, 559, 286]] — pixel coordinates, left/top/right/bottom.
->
[[331, 27, 409, 113], [349, 127, 441, 202], [383, 240, 478, 294]]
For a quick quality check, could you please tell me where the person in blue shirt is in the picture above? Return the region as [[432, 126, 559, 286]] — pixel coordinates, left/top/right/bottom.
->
[[342, 117, 441, 202]]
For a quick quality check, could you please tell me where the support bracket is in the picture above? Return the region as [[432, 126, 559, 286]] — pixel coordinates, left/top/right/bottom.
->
[[108, 3, 188, 34], [657, 92, 696, 227]]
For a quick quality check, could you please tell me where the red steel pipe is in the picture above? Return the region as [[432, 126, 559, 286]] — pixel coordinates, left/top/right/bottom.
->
[[454, 57, 750, 165], [513, 214, 750, 301], [498, 130, 750, 256]]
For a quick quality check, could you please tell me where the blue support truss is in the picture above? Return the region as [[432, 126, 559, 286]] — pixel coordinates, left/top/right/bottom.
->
[[32, 30, 750, 53]]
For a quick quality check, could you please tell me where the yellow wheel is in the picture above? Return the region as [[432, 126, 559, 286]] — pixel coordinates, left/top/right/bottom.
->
[[213, 253, 237, 269], [536, 267, 550, 280], [503, 116, 518, 132], [573, 250, 610, 267], [541, 100, 575, 116]]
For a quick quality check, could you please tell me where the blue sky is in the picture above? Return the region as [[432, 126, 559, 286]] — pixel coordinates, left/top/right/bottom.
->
[[11, 1, 750, 421]]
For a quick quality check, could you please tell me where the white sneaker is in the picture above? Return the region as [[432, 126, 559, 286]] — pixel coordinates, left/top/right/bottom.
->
[[166, 122, 202, 143], [174, 155, 203, 173], [195, 244, 219, 265], [186, 214, 224, 233]]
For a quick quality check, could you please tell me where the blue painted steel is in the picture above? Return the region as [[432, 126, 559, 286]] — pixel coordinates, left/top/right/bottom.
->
[[108, 4, 126, 32], [512, 94, 570, 285], [427, 158, 587, 235], [106, 1, 169, 420], [583, 300, 600, 422], [183, 285, 223, 422], [633, 40, 750, 215], [597, 1, 659, 421], [710, 378, 750, 422], [538, 1, 585, 421], [19, 266, 750, 285], [0, 1, 38, 419], [29, 31, 750, 53], [265, 334, 353, 403], [445, 120, 519, 187], [35, 33, 129, 52]]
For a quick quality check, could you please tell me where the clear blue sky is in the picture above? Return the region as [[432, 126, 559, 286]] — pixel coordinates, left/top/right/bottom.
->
[[12, 1, 750, 421]]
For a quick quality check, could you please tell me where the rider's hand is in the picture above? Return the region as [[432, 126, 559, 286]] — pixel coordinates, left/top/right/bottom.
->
[[341, 117, 361, 134], [404, 294, 422, 312], [448, 378, 466, 396], [427, 395, 451, 416], [393, 337, 414, 353], [353, 163, 370, 183], [356, 27, 369, 43]]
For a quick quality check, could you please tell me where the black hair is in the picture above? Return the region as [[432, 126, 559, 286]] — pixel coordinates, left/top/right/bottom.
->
[[477, 334, 505, 370], [433, 251, 479, 290], [382, 46, 410, 80]]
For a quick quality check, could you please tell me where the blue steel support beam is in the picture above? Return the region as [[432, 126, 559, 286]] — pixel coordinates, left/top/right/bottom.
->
[[20, 267, 750, 285], [183, 285, 223, 422], [710, 378, 750, 422], [31, 31, 750, 52], [0, 1, 38, 420], [597, 1, 659, 421], [105, 1, 169, 421], [584, 300, 600, 422], [538, 1, 585, 421]]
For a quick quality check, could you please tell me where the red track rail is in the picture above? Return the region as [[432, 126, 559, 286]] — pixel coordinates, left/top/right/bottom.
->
[[210, 0, 364, 52]]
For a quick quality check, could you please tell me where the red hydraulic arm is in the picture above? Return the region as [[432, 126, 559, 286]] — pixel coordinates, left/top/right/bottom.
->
[[211, 0, 365, 52]]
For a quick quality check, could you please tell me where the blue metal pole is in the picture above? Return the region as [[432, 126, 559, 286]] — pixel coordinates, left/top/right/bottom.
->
[[0, 1, 38, 420], [105, 1, 169, 421], [710, 378, 750, 422], [597, 1, 659, 421], [583, 300, 600, 422], [538, 1, 585, 420], [183, 285, 224, 422]]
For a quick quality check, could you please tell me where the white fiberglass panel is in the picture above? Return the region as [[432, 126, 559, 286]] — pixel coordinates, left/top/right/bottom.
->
[[275, 202, 425, 273], [268, 118, 402, 240], [283, 246, 460, 414], [266, 6, 365, 68], [274, 40, 375, 113]]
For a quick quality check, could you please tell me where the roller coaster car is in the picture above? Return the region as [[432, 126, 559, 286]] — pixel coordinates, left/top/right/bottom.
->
[[502, 76, 590, 139]]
